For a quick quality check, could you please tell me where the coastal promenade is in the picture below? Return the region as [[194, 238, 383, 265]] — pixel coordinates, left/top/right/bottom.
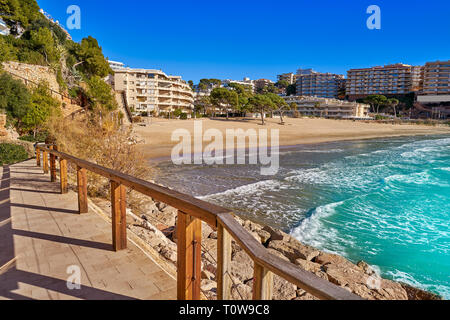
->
[[0, 160, 176, 300]]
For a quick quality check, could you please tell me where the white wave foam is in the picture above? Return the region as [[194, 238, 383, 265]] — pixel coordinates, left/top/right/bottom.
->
[[386, 269, 450, 299], [290, 201, 350, 256], [384, 171, 449, 187], [285, 168, 329, 184], [199, 179, 283, 200]]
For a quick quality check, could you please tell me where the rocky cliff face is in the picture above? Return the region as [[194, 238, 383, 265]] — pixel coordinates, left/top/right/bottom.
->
[[92, 196, 441, 301]]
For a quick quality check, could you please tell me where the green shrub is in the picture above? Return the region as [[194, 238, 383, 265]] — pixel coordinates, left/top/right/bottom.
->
[[19, 131, 48, 143], [0, 143, 29, 165], [180, 113, 188, 120]]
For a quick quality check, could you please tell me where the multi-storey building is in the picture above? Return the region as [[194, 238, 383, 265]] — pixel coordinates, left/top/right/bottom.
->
[[296, 69, 344, 99], [109, 60, 125, 71], [254, 79, 275, 93], [346, 64, 422, 100], [277, 73, 297, 84], [417, 60, 450, 104], [111, 64, 194, 116], [283, 96, 370, 119], [222, 78, 255, 92]]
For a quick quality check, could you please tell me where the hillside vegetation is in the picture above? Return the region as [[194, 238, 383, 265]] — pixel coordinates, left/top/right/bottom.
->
[[0, 0, 149, 201], [0, 0, 117, 138]]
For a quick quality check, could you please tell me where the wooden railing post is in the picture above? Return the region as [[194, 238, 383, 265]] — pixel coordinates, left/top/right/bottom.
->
[[253, 263, 273, 300], [217, 223, 232, 300], [177, 211, 202, 300], [60, 159, 68, 194], [36, 147, 41, 166], [111, 181, 127, 251], [77, 166, 88, 214], [50, 145, 56, 182], [43, 151, 49, 174]]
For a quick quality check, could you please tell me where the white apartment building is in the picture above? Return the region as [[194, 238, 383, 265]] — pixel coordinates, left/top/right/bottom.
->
[[109, 60, 125, 71], [283, 96, 370, 119], [222, 78, 255, 92], [277, 73, 297, 84], [110, 63, 194, 115]]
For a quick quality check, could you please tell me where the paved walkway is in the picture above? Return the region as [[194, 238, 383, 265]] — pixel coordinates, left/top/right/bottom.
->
[[0, 160, 176, 300]]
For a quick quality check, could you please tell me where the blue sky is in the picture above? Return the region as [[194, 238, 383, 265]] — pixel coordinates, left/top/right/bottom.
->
[[36, 0, 450, 83]]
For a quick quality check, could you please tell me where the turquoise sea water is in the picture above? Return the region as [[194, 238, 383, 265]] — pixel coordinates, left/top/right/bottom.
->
[[154, 135, 450, 298]]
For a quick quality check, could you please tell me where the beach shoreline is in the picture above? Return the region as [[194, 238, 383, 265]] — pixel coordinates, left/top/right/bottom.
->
[[133, 118, 450, 161]]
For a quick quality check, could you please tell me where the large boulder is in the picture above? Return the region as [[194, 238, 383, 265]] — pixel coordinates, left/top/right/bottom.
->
[[400, 283, 442, 300], [257, 230, 271, 244], [273, 275, 297, 300], [268, 239, 320, 262], [262, 225, 290, 241], [267, 248, 290, 262], [295, 259, 323, 274], [202, 238, 218, 265], [357, 260, 377, 276], [201, 279, 217, 292], [315, 252, 356, 269], [231, 283, 253, 300], [247, 275, 297, 300], [230, 250, 254, 282], [202, 222, 215, 239], [324, 263, 409, 300], [243, 220, 263, 233], [294, 292, 319, 300]]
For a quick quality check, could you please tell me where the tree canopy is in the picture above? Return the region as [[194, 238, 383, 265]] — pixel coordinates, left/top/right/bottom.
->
[[86, 76, 118, 112], [364, 95, 388, 114], [210, 87, 238, 119], [23, 82, 60, 136], [0, 0, 40, 27], [198, 78, 222, 91], [246, 94, 277, 125], [75, 36, 112, 78], [30, 27, 60, 64], [286, 84, 297, 96], [0, 73, 31, 124], [226, 82, 253, 113], [0, 73, 60, 135]]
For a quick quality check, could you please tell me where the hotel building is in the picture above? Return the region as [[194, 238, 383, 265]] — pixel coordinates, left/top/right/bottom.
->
[[417, 60, 450, 104], [110, 63, 194, 115], [283, 96, 370, 119], [296, 69, 344, 99], [222, 78, 255, 92], [346, 64, 422, 100], [277, 73, 297, 84], [254, 78, 275, 93]]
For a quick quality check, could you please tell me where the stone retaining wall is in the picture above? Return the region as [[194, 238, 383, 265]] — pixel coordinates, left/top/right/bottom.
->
[[2, 61, 60, 92]]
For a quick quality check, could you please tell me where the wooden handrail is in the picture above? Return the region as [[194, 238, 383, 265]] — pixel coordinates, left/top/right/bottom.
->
[[35, 144, 363, 301], [4, 70, 78, 105]]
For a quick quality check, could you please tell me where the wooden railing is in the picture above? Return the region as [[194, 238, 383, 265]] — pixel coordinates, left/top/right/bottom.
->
[[4, 70, 79, 106], [35, 144, 362, 301]]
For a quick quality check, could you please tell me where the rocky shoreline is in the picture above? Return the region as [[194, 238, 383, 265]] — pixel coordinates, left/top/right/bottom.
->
[[92, 196, 441, 300]]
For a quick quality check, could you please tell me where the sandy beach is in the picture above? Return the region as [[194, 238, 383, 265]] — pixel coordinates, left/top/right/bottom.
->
[[134, 118, 450, 159]]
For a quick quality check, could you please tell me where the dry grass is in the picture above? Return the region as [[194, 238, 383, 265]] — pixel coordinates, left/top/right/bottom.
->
[[46, 113, 154, 208]]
